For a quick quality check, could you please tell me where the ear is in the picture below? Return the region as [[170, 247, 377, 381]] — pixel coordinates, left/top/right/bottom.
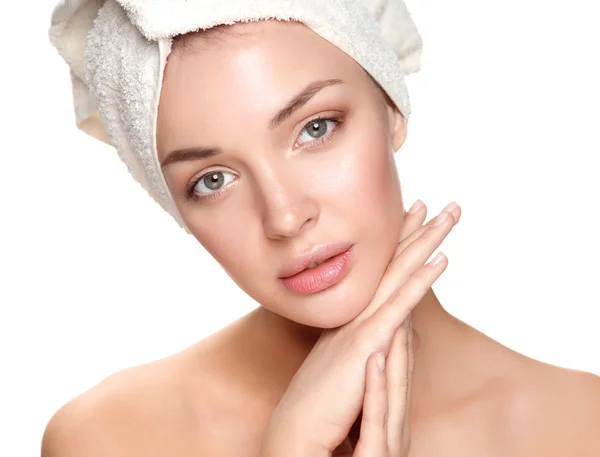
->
[[386, 100, 408, 153]]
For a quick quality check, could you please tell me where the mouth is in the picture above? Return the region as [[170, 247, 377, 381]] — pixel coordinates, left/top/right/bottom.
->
[[279, 243, 354, 295], [279, 242, 353, 278]]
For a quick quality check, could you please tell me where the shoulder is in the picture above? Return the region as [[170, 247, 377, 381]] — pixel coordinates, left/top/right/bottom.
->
[[41, 351, 219, 457], [507, 363, 600, 457]]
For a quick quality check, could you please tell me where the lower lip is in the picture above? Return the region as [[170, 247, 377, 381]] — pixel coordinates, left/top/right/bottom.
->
[[280, 246, 354, 295]]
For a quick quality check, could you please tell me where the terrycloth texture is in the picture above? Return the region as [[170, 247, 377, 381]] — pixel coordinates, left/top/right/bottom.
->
[[49, 0, 423, 233]]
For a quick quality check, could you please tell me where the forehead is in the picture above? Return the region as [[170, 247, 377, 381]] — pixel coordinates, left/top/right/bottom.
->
[[169, 19, 361, 68], [164, 19, 368, 94], [156, 20, 373, 155]]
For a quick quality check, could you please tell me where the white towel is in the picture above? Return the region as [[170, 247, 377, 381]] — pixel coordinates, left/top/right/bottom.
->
[[48, 0, 423, 232]]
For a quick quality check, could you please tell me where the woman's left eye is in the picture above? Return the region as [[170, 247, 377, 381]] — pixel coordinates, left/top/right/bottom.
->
[[297, 118, 338, 146]]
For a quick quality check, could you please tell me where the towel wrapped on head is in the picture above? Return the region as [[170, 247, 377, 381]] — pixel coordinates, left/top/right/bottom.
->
[[48, 0, 423, 232]]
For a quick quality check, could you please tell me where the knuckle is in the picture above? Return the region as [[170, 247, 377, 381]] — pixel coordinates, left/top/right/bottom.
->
[[392, 285, 418, 303], [388, 282, 427, 314], [395, 269, 432, 301], [382, 410, 389, 430], [364, 407, 388, 430], [413, 264, 434, 281], [397, 376, 410, 391], [419, 223, 446, 245]]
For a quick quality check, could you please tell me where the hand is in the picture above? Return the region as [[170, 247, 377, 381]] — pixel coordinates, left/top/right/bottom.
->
[[261, 201, 461, 457], [353, 200, 460, 457]]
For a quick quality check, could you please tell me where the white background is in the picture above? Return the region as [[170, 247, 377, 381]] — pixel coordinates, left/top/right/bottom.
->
[[1, 0, 599, 455]]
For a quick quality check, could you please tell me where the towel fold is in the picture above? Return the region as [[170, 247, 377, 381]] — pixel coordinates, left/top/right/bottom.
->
[[49, 0, 423, 232]]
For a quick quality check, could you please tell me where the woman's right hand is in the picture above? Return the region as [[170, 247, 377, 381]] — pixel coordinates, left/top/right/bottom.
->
[[261, 201, 461, 457]]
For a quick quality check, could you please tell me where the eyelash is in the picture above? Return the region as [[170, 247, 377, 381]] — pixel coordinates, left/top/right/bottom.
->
[[295, 115, 342, 149], [185, 115, 343, 203]]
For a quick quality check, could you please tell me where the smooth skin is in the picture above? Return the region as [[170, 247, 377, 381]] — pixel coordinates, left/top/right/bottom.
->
[[263, 207, 454, 457], [42, 20, 600, 457]]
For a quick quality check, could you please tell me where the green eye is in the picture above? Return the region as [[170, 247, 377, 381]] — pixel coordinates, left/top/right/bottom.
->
[[297, 118, 338, 145], [193, 170, 236, 196], [305, 120, 328, 138], [203, 172, 225, 190]]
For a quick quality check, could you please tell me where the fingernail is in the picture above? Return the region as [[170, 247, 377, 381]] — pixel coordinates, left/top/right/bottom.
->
[[432, 211, 449, 227], [408, 200, 424, 214], [376, 352, 386, 372], [443, 202, 458, 213], [427, 252, 445, 266]]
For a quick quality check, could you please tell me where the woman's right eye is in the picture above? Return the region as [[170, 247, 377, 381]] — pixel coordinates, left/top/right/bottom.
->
[[191, 170, 236, 197]]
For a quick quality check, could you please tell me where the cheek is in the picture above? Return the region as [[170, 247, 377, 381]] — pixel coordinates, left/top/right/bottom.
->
[[328, 120, 402, 226], [181, 205, 256, 278], [319, 120, 403, 320]]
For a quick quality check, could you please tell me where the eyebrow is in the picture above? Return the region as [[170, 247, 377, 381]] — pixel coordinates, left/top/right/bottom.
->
[[160, 78, 343, 168], [268, 78, 343, 129], [160, 146, 223, 168]]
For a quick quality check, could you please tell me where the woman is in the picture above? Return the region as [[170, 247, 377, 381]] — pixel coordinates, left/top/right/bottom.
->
[[42, 1, 600, 456]]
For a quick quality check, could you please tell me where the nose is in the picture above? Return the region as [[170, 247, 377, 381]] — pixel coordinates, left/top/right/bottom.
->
[[260, 178, 320, 241]]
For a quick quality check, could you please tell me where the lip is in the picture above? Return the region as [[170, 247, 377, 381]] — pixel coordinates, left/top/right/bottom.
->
[[279, 242, 353, 278], [279, 244, 354, 295]]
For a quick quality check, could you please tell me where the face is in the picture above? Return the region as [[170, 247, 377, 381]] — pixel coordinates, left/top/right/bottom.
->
[[156, 20, 408, 328]]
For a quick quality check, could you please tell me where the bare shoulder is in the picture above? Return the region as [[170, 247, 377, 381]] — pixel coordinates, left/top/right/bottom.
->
[[507, 362, 600, 457], [41, 345, 223, 457]]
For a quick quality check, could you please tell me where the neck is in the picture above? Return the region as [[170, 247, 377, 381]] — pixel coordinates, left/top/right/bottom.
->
[[257, 287, 467, 354], [244, 288, 509, 413]]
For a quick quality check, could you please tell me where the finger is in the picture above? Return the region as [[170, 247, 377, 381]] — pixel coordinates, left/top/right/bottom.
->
[[373, 251, 448, 341], [364, 210, 456, 317], [401, 317, 414, 452], [386, 326, 409, 457], [392, 204, 458, 275], [398, 200, 427, 243], [395, 202, 461, 259], [353, 203, 459, 327], [354, 353, 389, 457]]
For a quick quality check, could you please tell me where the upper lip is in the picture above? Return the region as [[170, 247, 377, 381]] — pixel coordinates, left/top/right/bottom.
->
[[278, 242, 353, 278]]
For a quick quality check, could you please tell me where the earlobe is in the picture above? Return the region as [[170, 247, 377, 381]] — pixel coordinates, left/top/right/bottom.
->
[[387, 103, 408, 153]]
